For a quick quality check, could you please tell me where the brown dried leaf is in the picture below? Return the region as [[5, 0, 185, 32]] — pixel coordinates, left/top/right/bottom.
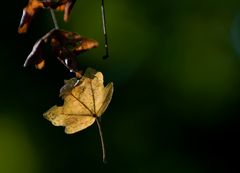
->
[[24, 29, 98, 72], [18, 0, 76, 33], [43, 68, 114, 134]]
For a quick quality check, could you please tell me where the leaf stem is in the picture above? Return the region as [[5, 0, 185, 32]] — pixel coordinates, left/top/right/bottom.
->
[[96, 117, 107, 163], [50, 9, 59, 29], [101, 0, 109, 59]]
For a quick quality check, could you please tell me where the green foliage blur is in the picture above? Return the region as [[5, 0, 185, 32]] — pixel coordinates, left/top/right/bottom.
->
[[1, 0, 240, 172]]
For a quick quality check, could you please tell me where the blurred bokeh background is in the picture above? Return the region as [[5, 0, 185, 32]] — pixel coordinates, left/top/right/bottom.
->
[[1, 0, 240, 172]]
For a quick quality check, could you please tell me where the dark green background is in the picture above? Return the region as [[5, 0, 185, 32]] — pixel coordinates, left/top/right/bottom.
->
[[1, 0, 240, 172]]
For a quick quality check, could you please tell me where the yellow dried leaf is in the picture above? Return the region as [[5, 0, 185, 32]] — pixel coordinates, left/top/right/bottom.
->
[[43, 68, 113, 134]]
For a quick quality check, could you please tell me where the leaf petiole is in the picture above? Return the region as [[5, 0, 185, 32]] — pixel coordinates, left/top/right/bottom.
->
[[96, 117, 107, 163], [50, 9, 59, 29]]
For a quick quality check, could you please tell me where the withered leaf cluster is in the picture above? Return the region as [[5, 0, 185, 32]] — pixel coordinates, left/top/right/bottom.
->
[[24, 29, 98, 72], [19, 0, 98, 73], [44, 68, 114, 134], [19, 0, 76, 33]]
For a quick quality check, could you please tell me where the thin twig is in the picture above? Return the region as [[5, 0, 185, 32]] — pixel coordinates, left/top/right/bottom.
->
[[101, 0, 109, 59], [50, 9, 59, 29], [96, 117, 107, 163], [57, 57, 74, 72]]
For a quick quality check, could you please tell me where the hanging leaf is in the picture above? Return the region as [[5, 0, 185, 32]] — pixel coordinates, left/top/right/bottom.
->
[[24, 29, 99, 72], [43, 68, 114, 134], [18, 0, 76, 33]]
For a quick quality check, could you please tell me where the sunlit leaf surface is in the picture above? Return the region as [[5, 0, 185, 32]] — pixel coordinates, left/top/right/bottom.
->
[[43, 68, 113, 134]]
